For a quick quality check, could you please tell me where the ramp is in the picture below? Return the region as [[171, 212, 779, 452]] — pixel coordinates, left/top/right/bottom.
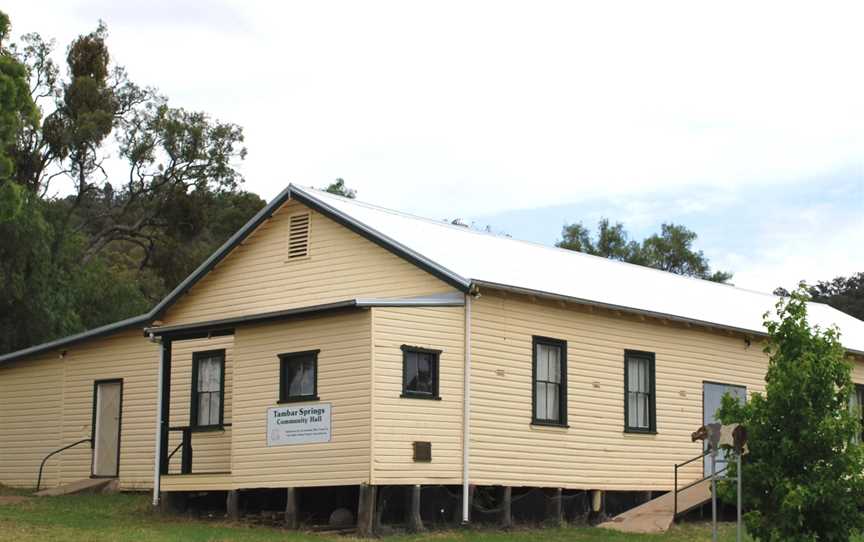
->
[[35, 478, 118, 497], [598, 478, 712, 534]]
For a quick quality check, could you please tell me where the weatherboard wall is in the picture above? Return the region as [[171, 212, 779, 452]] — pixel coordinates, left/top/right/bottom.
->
[[0, 330, 160, 490], [468, 290, 775, 491], [370, 305, 465, 485], [0, 355, 64, 488], [162, 198, 456, 326], [226, 310, 372, 489]]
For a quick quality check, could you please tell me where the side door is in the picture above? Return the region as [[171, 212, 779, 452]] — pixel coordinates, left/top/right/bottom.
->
[[92, 380, 123, 477], [702, 381, 746, 476]]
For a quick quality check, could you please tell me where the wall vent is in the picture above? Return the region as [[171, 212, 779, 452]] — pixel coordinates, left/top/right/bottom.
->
[[287, 212, 311, 260], [413, 441, 432, 462]]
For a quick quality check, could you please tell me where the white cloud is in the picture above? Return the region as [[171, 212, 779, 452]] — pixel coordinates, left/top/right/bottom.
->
[[4, 0, 863, 291], [7, 0, 861, 213]]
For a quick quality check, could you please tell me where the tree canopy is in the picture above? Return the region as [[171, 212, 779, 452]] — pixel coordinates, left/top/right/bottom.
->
[[557, 219, 732, 283], [0, 13, 263, 355], [323, 178, 356, 198]]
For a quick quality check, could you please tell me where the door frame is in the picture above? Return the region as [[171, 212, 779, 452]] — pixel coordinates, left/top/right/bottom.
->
[[91, 378, 124, 478]]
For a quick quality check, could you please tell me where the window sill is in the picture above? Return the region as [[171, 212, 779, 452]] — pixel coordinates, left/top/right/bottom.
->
[[531, 421, 570, 429], [190, 425, 226, 433], [400, 393, 442, 401], [278, 396, 320, 404], [624, 428, 657, 435]]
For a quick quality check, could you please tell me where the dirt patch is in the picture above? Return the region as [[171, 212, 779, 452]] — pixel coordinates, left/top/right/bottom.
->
[[0, 496, 31, 505]]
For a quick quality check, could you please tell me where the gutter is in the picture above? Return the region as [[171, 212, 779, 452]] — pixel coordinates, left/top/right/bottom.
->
[[472, 281, 864, 360], [0, 313, 151, 366]]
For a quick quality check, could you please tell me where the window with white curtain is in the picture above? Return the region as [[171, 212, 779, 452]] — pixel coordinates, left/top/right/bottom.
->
[[533, 337, 567, 426], [625, 350, 655, 433], [192, 350, 225, 427]]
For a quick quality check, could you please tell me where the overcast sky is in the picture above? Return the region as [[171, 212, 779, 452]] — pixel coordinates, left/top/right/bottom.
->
[[6, 0, 863, 294]]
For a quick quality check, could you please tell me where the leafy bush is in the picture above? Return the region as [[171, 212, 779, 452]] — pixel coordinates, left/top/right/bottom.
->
[[719, 286, 864, 541]]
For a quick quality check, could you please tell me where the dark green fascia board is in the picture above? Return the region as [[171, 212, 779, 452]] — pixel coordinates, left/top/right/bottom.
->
[[149, 183, 471, 321], [148, 184, 297, 319], [0, 313, 151, 366], [144, 300, 360, 339]]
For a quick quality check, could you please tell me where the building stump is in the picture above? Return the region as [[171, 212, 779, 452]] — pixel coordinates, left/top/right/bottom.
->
[[226, 490, 241, 521], [285, 487, 298, 529]]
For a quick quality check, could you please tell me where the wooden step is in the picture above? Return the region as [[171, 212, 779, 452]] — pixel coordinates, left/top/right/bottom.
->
[[598, 478, 712, 534], [35, 478, 118, 497]]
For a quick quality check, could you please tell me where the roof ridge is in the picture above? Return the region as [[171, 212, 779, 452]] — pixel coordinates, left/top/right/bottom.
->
[[303, 185, 782, 299]]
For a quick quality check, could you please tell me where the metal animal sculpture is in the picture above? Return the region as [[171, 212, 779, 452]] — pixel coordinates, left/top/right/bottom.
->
[[691, 423, 747, 454]]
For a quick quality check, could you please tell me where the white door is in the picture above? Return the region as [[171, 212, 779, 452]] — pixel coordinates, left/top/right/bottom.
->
[[703, 382, 746, 476], [93, 381, 122, 477]]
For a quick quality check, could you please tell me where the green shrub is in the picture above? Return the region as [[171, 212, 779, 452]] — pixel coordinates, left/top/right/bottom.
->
[[719, 286, 864, 541]]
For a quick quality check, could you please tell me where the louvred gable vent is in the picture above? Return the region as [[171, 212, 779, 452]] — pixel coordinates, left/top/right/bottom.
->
[[287, 212, 311, 259]]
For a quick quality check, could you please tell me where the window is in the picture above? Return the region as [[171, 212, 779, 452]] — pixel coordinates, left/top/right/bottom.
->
[[625, 350, 656, 433], [279, 350, 319, 403], [401, 346, 441, 399], [532, 336, 567, 426], [191, 350, 225, 428]]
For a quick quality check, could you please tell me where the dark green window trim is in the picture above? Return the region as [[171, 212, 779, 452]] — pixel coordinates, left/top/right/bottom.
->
[[279, 350, 320, 403], [532, 336, 568, 427], [624, 349, 656, 434], [190, 349, 226, 429], [401, 345, 442, 400]]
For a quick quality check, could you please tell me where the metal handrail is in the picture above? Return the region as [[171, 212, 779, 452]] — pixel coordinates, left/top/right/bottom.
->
[[673, 450, 728, 519], [36, 438, 92, 492], [166, 442, 184, 463]]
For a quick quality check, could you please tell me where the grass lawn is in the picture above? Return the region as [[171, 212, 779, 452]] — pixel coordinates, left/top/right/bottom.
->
[[0, 488, 755, 542]]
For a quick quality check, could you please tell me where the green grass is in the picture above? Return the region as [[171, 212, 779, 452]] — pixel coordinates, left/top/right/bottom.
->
[[0, 489, 756, 542]]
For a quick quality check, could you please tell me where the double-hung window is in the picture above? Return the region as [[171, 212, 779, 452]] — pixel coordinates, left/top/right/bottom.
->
[[532, 336, 567, 426], [401, 346, 441, 399], [625, 350, 656, 433], [191, 350, 225, 428], [279, 350, 319, 403]]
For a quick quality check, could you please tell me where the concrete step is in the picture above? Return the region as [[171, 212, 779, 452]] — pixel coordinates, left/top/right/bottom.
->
[[35, 478, 118, 497], [598, 478, 712, 534]]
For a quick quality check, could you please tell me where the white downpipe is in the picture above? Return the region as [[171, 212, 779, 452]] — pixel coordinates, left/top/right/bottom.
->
[[461, 292, 472, 523], [152, 336, 165, 507]]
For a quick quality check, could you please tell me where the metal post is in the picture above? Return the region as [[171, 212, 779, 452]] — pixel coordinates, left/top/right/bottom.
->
[[673, 463, 678, 519], [152, 337, 171, 507], [180, 427, 192, 474], [711, 450, 718, 542], [737, 452, 742, 542]]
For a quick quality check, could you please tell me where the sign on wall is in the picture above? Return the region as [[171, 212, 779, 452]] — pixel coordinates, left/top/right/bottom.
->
[[267, 403, 332, 446]]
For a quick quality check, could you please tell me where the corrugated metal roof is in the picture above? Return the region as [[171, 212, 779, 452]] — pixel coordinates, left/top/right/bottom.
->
[[296, 185, 864, 355], [3, 182, 862, 365]]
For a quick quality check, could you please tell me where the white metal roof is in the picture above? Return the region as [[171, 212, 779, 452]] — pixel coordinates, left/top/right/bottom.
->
[[301, 186, 864, 355]]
